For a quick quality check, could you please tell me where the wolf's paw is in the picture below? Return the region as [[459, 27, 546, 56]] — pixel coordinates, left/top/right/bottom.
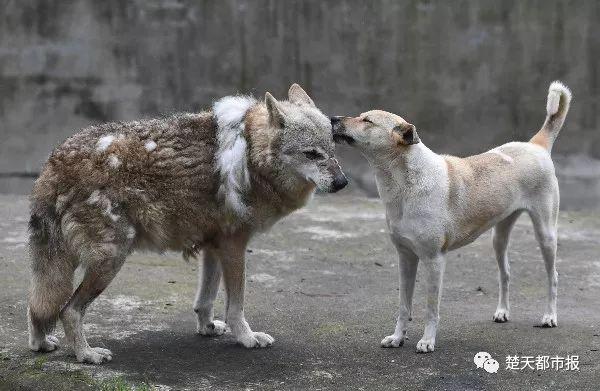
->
[[381, 334, 405, 348], [493, 309, 510, 323], [197, 320, 228, 336], [540, 313, 557, 328], [237, 332, 274, 348], [416, 338, 435, 353], [29, 335, 60, 352], [76, 347, 112, 364]]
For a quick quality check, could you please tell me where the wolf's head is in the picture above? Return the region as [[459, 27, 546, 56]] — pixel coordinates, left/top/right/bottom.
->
[[331, 110, 420, 158], [264, 84, 347, 193]]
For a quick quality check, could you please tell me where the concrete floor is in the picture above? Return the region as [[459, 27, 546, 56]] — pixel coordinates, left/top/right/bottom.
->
[[0, 194, 598, 390]]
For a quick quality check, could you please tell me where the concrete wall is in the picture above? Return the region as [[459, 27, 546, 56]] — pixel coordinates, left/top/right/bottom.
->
[[1, 0, 599, 206]]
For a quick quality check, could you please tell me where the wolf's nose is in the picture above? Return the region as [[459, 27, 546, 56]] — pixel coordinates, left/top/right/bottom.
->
[[330, 116, 343, 126], [331, 175, 348, 193]]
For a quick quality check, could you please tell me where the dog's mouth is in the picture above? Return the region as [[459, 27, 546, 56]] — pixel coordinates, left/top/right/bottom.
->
[[333, 134, 355, 145]]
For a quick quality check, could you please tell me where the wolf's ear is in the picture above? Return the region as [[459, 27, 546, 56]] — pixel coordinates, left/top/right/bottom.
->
[[392, 124, 420, 146], [265, 92, 285, 128], [288, 83, 316, 108]]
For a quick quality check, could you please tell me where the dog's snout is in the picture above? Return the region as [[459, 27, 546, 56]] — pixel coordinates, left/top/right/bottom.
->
[[331, 174, 348, 193], [330, 116, 344, 132]]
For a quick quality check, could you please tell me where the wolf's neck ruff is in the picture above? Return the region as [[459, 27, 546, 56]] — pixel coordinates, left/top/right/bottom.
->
[[213, 95, 257, 219]]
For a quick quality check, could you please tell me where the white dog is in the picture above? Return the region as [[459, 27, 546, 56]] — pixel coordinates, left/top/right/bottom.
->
[[332, 81, 571, 352]]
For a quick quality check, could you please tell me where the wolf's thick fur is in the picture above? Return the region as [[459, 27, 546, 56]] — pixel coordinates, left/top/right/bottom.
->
[[332, 81, 571, 353], [28, 84, 347, 364]]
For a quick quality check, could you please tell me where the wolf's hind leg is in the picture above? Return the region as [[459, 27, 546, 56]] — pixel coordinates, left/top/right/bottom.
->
[[194, 249, 227, 336], [60, 255, 126, 364], [28, 243, 75, 352], [491, 211, 521, 323]]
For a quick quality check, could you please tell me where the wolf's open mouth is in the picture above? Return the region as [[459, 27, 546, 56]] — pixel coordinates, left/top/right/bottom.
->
[[333, 134, 355, 144]]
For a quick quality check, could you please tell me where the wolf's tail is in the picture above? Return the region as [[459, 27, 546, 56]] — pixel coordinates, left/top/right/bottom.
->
[[530, 81, 572, 152]]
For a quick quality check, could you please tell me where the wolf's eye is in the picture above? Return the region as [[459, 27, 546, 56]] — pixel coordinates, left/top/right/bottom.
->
[[363, 118, 373, 124], [303, 149, 325, 161]]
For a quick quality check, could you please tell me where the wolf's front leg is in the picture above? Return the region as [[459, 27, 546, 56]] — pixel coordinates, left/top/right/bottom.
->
[[194, 249, 227, 336], [381, 247, 418, 348], [217, 233, 274, 348], [416, 254, 445, 353]]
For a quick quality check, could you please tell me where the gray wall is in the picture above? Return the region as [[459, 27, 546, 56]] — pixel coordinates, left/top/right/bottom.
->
[[1, 1, 599, 207]]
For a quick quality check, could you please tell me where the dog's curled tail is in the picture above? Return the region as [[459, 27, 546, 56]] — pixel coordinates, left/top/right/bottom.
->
[[530, 81, 572, 152]]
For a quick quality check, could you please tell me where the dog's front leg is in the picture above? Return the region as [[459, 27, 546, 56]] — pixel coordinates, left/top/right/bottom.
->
[[194, 248, 227, 336], [217, 233, 274, 348], [416, 254, 445, 353], [381, 247, 418, 348]]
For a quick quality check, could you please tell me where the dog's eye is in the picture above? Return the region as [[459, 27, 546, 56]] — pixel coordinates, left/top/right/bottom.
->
[[303, 150, 325, 161], [363, 118, 373, 124]]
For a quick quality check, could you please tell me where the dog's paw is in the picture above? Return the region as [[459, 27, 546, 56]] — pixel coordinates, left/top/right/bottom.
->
[[493, 309, 510, 323], [237, 332, 274, 348], [381, 334, 405, 348], [416, 338, 435, 353], [197, 320, 228, 336], [540, 313, 557, 327], [29, 335, 60, 352], [76, 347, 113, 364]]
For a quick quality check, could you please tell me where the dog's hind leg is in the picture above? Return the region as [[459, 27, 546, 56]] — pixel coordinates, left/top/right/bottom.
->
[[529, 198, 559, 327], [28, 243, 76, 352], [491, 211, 522, 323], [194, 248, 227, 336], [381, 246, 418, 348]]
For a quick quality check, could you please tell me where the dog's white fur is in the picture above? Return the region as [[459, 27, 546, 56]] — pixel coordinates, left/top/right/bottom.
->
[[335, 81, 572, 353], [213, 95, 257, 218]]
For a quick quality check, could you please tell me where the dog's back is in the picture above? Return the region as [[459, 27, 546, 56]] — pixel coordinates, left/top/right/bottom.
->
[[443, 141, 557, 249], [441, 82, 572, 250]]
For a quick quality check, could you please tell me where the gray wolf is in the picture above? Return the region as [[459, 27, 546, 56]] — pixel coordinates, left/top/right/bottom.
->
[[27, 83, 347, 363], [331, 81, 571, 352]]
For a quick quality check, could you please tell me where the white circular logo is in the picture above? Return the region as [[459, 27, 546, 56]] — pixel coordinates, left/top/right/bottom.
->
[[474, 352, 492, 369], [483, 358, 499, 373]]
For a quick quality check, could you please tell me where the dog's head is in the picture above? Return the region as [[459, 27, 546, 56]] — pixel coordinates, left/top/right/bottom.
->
[[265, 84, 348, 193], [331, 110, 420, 156]]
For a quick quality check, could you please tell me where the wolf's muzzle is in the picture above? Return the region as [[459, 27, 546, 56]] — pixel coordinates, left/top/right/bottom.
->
[[331, 174, 348, 192], [326, 157, 348, 193]]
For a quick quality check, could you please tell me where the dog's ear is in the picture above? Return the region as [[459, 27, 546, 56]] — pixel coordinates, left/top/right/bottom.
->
[[288, 83, 316, 108], [392, 124, 420, 146], [265, 92, 285, 128]]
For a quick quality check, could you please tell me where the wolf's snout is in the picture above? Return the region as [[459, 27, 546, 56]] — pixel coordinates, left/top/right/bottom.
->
[[325, 157, 348, 193], [331, 174, 348, 193]]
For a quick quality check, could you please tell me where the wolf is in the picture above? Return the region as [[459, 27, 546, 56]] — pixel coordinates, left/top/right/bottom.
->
[[27, 83, 347, 364], [332, 81, 571, 352]]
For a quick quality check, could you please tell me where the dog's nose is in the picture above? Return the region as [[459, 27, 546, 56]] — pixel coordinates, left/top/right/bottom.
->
[[331, 117, 345, 135], [331, 174, 348, 193], [330, 116, 344, 130]]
